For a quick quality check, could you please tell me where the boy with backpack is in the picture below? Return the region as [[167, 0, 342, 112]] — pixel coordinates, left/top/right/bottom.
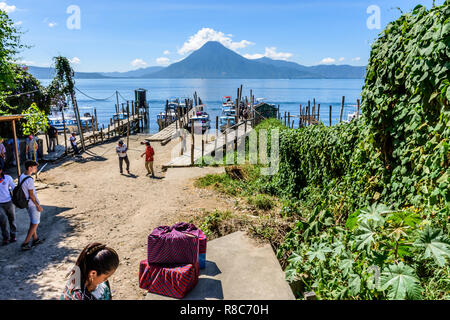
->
[[0, 166, 17, 246], [16, 160, 44, 251]]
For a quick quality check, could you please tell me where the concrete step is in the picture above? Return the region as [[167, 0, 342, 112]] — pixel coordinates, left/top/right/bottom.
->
[[145, 231, 295, 300]]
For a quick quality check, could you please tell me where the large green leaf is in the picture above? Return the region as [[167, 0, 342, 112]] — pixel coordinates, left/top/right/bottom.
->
[[307, 243, 332, 262], [357, 203, 392, 226], [414, 226, 450, 267], [348, 274, 361, 296], [380, 263, 423, 300], [355, 221, 378, 251]]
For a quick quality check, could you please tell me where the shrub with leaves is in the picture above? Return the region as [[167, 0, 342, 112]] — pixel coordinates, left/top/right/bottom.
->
[[283, 204, 450, 300]]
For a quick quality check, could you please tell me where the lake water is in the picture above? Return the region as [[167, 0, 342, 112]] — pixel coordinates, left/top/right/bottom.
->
[[39, 78, 364, 134]]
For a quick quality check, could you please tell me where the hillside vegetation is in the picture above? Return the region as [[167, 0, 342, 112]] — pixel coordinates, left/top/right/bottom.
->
[[196, 3, 449, 300]]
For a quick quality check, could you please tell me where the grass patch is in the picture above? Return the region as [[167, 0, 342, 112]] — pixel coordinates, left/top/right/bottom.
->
[[247, 194, 274, 211]]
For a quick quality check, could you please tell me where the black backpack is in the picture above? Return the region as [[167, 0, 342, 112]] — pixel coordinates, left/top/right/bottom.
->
[[12, 176, 32, 209]]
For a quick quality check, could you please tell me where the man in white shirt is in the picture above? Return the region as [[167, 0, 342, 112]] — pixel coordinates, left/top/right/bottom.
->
[[0, 166, 16, 246], [116, 140, 130, 174], [19, 160, 44, 251]]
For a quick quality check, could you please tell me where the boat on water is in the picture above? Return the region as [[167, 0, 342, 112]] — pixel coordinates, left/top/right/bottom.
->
[[219, 97, 237, 132], [156, 97, 191, 130], [47, 105, 93, 133], [187, 111, 211, 133], [222, 96, 234, 108], [157, 110, 177, 129]]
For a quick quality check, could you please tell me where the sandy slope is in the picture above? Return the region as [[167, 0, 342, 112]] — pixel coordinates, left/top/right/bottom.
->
[[0, 135, 231, 300]]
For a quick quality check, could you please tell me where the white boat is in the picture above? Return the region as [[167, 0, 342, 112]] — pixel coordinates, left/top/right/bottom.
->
[[187, 111, 211, 133]]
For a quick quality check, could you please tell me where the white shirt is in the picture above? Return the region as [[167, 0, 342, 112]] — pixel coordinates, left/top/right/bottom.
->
[[116, 144, 128, 158], [0, 175, 16, 203], [19, 173, 40, 206]]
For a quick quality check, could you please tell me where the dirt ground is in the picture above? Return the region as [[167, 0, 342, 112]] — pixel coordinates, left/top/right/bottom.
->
[[0, 135, 235, 300]]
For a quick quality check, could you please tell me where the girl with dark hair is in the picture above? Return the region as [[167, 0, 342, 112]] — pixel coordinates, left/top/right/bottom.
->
[[61, 243, 120, 300]]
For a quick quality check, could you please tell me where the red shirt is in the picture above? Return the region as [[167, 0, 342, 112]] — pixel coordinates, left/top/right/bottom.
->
[[145, 146, 154, 162]]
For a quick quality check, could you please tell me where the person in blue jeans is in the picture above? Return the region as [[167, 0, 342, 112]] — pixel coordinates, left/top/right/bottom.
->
[[0, 166, 17, 245]]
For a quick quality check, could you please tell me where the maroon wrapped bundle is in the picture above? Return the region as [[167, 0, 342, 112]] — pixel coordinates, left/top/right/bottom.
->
[[147, 226, 199, 264], [172, 222, 207, 254], [139, 260, 199, 299]]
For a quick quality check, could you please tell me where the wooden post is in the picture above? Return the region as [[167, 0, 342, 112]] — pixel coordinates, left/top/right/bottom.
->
[[284, 112, 286, 126], [94, 108, 99, 131], [317, 104, 321, 123], [44, 131, 49, 154], [108, 124, 111, 139], [61, 110, 68, 154], [91, 115, 96, 143], [127, 105, 130, 147], [190, 119, 195, 165], [202, 138, 205, 164], [216, 116, 219, 133], [308, 100, 311, 125], [357, 99, 360, 118], [71, 92, 85, 151], [329, 105, 332, 126], [11, 120, 21, 177], [288, 112, 291, 128], [340, 96, 345, 123]]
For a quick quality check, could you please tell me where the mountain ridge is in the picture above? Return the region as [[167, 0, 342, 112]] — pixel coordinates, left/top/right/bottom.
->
[[26, 41, 366, 79]]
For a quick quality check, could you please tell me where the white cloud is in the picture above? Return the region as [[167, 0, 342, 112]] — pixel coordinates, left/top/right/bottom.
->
[[156, 57, 170, 66], [131, 58, 148, 69], [48, 22, 57, 28], [244, 47, 293, 61], [14, 21, 23, 26], [320, 57, 336, 64], [163, 50, 170, 55], [0, 2, 16, 13], [243, 53, 265, 59], [178, 28, 254, 55], [352, 57, 361, 61], [264, 47, 293, 61], [69, 57, 81, 65], [339, 57, 345, 62], [17, 60, 35, 65]]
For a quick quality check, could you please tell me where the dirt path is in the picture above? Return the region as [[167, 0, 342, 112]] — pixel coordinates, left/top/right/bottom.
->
[[0, 135, 233, 300]]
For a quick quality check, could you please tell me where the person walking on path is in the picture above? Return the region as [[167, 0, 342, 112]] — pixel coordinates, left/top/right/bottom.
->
[[141, 142, 155, 177], [25, 135, 38, 161], [69, 133, 80, 155], [19, 160, 44, 251], [61, 243, 119, 300], [47, 125, 58, 153], [116, 140, 130, 175], [0, 166, 17, 246], [0, 137, 6, 170]]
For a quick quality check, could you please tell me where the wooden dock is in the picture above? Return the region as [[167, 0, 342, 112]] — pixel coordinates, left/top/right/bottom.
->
[[162, 119, 252, 169], [148, 106, 199, 143]]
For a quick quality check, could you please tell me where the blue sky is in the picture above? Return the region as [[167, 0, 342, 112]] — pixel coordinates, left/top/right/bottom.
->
[[2, 0, 445, 72]]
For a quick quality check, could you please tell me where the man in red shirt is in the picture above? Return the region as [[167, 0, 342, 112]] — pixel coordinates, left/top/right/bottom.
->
[[141, 142, 155, 177]]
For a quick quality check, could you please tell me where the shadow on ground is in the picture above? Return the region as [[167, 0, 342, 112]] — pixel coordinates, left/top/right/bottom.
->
[[0, 204, 78, 300]]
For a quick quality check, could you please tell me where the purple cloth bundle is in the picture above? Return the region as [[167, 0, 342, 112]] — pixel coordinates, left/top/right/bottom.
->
[[147, 226, 199, 264], [173, 222, 207, 269]]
